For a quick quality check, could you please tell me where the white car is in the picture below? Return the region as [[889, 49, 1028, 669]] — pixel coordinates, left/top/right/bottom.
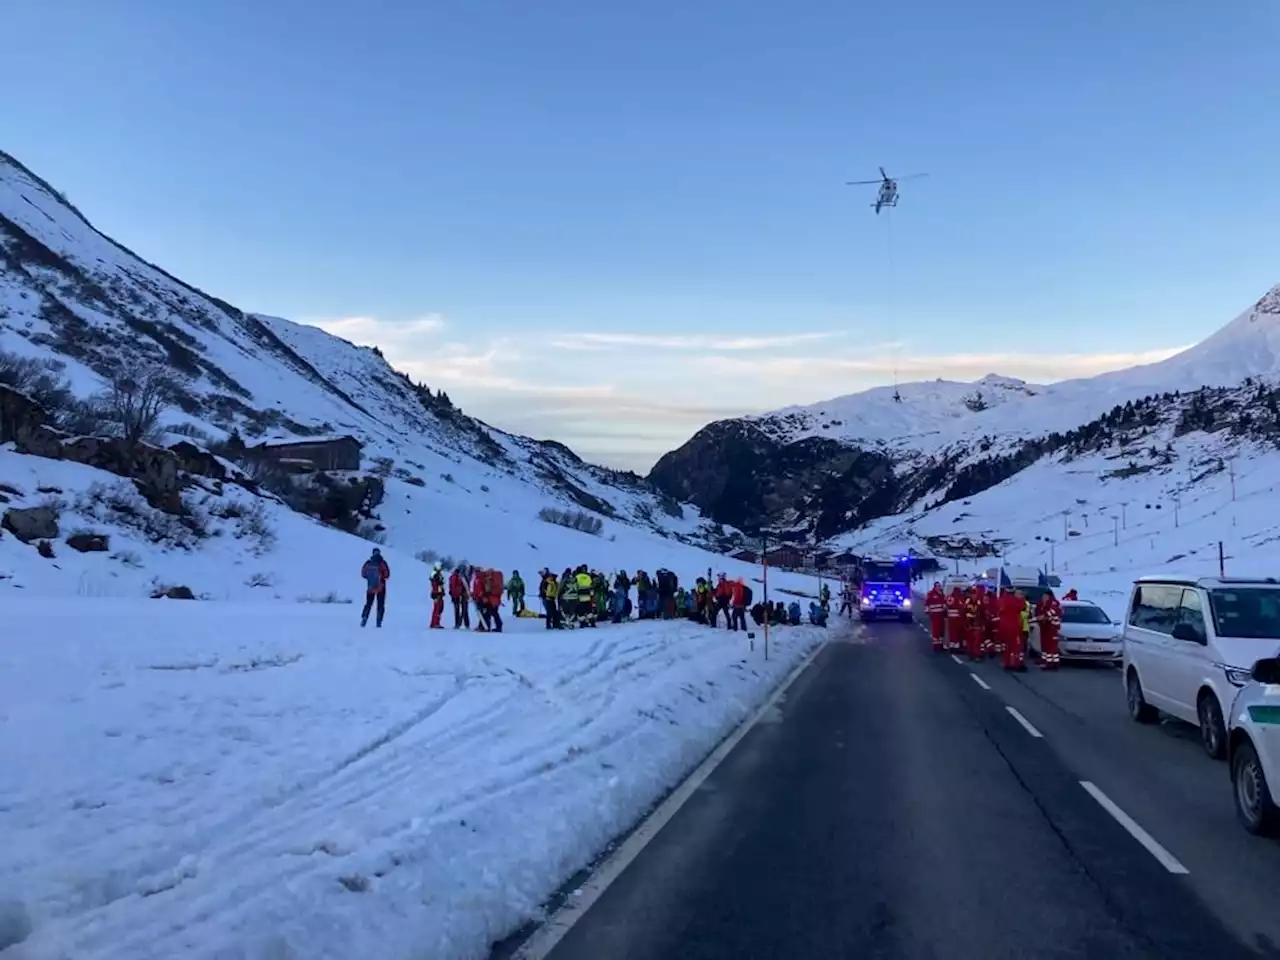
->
[[1227, 656, 1280, 836], [1030, 599, 1122, 663], [1123, 575, 1280, 760]]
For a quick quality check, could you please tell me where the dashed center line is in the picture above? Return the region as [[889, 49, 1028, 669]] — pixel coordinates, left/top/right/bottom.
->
[[970, 673, 991, 691], [950, 654, 964, 665], [1006, 706, 1043, 738], [1080, 781, 1189, 875]]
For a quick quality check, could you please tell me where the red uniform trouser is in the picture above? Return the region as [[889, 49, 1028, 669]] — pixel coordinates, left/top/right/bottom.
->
[[966, 620, 984, 659], [945, 616, 964, 650], [1001, 626, 1024, 669], [1039, 623, 1060, 668], [430, 596, 444, 628], [987, 623, 1001, 657], [929, 614, 945, 648]]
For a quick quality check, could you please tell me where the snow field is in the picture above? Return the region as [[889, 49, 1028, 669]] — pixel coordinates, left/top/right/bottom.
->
[[857, 436, 1280, 621], [0, 598, 826, 959]]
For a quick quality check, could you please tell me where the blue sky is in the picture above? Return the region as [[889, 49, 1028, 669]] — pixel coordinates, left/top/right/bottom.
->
[[5, 0, 1279, 469]]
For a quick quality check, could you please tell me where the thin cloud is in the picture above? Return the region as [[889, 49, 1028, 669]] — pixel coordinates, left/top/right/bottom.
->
[[551, 331, 839, 352], [697, 346, 1191, 382]]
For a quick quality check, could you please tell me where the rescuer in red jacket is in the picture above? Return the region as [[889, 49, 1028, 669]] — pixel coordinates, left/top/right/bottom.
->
[[965, 585, 987, 662], [985, 587, 1001, 658], [925, 582, 946, 651], [1037, 591, 1063, 670], [944, 587, 965, 652], [999, 588, 1027, 671], [429, 562, 445, 629]]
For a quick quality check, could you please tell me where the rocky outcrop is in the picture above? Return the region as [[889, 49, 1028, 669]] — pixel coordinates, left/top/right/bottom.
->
[[66, 531, 110, 552], [2, 506, 59, 542], [59, 437, 182, 513], [648, 419, 902, 540], [168, 440, 229, 481]]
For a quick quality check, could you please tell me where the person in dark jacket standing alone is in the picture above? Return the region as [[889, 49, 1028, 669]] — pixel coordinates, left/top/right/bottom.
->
[[360, 548, 390, 628]]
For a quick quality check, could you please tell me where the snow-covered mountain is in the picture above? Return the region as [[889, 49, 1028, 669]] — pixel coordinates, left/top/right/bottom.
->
[[649, 283, 1280, 540], [0, 149, 747, 598]]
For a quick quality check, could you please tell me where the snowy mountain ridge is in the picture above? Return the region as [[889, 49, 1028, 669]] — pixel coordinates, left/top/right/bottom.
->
[[649, 283, 1280, 540], [0, 148, 714, 545]]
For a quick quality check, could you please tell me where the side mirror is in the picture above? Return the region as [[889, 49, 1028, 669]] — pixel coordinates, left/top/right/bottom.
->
[[1171, 623, 1205, 644], [1252, 658, 1280, 685]]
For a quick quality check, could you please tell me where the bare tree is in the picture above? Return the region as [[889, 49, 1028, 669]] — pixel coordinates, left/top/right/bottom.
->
[[106, 361, 173, 450]]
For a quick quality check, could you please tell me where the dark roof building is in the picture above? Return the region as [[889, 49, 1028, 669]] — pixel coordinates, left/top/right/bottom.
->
[[254, 435, 362, 472]]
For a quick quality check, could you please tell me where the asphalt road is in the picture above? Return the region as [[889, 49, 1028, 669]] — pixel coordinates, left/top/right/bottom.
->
[[528, 619, 1266, 960]]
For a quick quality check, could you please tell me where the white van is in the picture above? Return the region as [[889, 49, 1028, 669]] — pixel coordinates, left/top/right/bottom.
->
[[1123, 575, 1280, 760]]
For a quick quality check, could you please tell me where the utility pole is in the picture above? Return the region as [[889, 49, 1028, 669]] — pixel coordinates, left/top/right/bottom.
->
[[1229, 459, 1236, 501], [760, 531, 770, 662], [1173, 494, 1180, 528], [1219, 541, 1225, 577], [1062, 510, 1070, 540], [1112, 516, 1119, 547], [1120, 501, 1128, 529]]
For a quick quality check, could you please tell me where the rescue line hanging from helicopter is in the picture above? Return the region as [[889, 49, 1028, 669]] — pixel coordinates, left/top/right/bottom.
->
[[845, 166, 928, 214]]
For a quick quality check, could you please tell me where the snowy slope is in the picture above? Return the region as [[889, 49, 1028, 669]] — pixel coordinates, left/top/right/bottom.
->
[[842, 405, 1280, 622], [0, 148, 719, 551]]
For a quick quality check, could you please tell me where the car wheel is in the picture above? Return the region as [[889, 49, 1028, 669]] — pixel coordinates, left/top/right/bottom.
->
[[1198, 692, 1227, 760], [1126, 669, 1157, 724], [1232, 740, 1280, 837]]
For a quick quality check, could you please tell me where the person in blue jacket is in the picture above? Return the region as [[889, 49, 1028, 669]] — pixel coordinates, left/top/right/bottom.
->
[[787, 601, 802, 626]]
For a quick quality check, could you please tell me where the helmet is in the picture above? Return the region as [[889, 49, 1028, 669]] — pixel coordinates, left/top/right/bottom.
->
[[433, 561, 442, 571]]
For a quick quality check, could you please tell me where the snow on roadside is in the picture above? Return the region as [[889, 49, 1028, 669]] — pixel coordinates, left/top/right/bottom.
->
[[0, 599, 825, 960]]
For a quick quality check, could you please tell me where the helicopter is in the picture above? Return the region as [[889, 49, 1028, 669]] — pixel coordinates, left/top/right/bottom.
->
[[846, 167, 928, 214]]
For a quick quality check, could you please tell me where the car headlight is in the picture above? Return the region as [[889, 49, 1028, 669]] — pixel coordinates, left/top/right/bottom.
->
[[861, 596, 872, 606], [1223, 665, 1252, 687], [901, 598, 912, 608]]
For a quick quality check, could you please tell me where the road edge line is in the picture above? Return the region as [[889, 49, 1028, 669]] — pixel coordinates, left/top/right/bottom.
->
[[1080, 780, 1190, 875], [512, 639, 828, 959], [950, 654, 964, 665], [1006, 705, 1044, 738], [970, 672, 992, 691]]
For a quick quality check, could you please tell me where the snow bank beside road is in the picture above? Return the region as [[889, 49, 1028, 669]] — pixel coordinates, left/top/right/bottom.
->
[[1, 599, 824, 960]]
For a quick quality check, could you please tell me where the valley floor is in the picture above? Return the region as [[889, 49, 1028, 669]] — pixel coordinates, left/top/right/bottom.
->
[[0, 599, 822, 959]]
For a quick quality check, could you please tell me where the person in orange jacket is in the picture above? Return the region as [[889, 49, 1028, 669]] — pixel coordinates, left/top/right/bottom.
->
[[999, 587, 1027, 671], [729, 578, 748, 631], [944, 586, 965, 652], [429, 562, 445, 629], [712, 573, 733, 628], [985, 586, 1001, 659], [448, 566, 470, 629], [965, 586, 987, 662], [925, 582, 946, 651], [1036, 590, 1063, 670], [471, 567, 490, 632], [1063, 588, 1078, 601]]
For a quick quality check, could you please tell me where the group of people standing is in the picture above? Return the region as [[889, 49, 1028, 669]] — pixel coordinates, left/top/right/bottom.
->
[[359, 547, 832, 635], [923, 582, 1066, 671]]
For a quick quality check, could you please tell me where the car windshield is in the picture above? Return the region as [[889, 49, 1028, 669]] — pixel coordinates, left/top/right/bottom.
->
[[863, 562, 905, 582], [1061, 605, 1110, 624], [1208, 587, 1280, 639]]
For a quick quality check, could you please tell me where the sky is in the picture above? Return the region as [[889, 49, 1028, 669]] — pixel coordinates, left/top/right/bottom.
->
[[4, 0, 1279, 470]]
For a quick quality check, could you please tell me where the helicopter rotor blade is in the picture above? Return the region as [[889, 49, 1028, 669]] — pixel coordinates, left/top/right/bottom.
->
[[845, 179, 882, 185], [879, 166, 888, 180], [895, 173, 929, 181]]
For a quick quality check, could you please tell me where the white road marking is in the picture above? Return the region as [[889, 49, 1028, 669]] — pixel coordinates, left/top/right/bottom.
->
[[1080, 781, 1190, 875], [512, 641, 828, 959], [1006, 706, 1043, 738], [970, 673, 991, 691], [950, 654, 964, 665]]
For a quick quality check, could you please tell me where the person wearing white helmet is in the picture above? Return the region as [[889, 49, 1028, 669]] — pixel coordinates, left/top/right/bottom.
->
[[429, 560, 445, 629]]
